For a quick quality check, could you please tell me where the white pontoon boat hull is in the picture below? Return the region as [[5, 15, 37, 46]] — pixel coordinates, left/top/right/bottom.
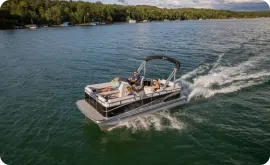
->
[[76, 96, 187, 131]]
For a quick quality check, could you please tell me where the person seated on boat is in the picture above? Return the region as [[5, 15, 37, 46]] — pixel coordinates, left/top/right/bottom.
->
[[98, 77, 121, 93], [127, 71, 141, 87], [144, 79, 160, 91], [126, 86, 136, 96]]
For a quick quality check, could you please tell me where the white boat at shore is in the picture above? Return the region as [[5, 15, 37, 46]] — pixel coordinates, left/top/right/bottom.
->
[[29, 25, 37, 29], [128, 19, 136, 23], [76, 56, 187, 131]]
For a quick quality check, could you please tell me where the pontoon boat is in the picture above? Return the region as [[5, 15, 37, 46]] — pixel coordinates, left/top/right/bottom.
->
[[76, 56, 187, 130]]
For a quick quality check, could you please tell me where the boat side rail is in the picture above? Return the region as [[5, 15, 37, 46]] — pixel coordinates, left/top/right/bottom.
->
[[90, 88, 180, 104], [100, 95, 186, 122], [87, 92, 137, 106], [107, 88, 181, 109], [87, 88, 181, 113]]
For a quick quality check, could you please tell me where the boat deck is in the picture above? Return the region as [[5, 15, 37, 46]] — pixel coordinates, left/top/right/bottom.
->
[[76, 100, 106, 122]]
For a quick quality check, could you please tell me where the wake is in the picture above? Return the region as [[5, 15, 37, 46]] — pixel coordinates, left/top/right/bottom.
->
[[182, 51, 270, 101], [110, 36, 270, 132], [109, 111, 185, 132]]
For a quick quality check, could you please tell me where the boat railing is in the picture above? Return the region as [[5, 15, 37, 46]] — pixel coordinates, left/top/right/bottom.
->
[[89, 88, 181, 113], [102, 94, 185, 121]]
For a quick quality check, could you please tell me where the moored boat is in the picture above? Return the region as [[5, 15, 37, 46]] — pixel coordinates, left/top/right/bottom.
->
[[29, 24, 37, 29], [76, 56, 187, 130]]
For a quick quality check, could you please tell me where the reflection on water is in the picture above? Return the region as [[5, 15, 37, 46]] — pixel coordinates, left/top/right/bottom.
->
[[0, 18, 270, 165]]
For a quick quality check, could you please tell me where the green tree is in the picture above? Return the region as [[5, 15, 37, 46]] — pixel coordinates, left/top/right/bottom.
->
[[1, 0, 270, 28]]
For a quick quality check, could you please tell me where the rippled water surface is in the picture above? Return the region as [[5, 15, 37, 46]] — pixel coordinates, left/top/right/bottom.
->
[[0, 19, 270, 165]]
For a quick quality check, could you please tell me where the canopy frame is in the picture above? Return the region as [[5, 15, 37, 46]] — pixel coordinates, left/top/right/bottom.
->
[[136, 56, 181, 90]]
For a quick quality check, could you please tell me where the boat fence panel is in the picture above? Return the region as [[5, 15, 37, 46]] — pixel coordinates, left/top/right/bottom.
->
[[104, 96, 185, 121], [85, 87, 181, 118]]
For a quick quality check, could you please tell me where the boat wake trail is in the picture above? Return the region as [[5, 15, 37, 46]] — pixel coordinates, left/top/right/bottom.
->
[[111, 33, 270, 132], [110, 111, 185, 132], [182, 50, 270, 101], [112, 50, 270, 132], [182, 28, 270, 101]]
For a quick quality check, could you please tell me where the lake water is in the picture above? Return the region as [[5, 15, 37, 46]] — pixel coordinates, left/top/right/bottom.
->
[[0, 18, 270, 165]]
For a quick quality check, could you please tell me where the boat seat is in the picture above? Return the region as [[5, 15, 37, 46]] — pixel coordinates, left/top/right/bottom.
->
[[159, 79, 174, 87], [99, 90, 119, 96], [97, 95, 107, 103], [87, 82, 114, 89], [118, 82, 130, 98], [144, 87, 154, 95], [108, 95, 135, 103]]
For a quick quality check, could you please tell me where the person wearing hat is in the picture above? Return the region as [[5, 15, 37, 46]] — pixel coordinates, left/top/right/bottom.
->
[[128, 71, 141, 87]]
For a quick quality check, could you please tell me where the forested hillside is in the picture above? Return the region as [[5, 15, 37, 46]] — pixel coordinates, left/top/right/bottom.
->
[[1, 0, 270, 29]]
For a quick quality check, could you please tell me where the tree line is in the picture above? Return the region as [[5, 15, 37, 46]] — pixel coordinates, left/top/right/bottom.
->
[[1, 0, 270, 29]]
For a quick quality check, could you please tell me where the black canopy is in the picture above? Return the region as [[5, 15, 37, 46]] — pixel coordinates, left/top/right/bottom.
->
[[144, 56, 180, 71]]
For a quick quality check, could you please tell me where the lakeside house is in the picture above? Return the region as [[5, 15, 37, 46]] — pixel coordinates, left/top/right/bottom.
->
[[128, 19, 136, 23], [141, 20, 148, 23], [25, 24, 37, 29], [29, 24, 37, 29]]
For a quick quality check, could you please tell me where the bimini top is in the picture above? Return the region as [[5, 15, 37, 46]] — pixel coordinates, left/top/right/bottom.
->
[[144, 56, 180, 71]]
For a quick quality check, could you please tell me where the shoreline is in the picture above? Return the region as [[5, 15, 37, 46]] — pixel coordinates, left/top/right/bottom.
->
[[1, 17, 269, 31], [1, 0, 269, 30]]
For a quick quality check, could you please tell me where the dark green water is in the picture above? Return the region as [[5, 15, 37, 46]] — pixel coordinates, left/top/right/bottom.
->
[[0, 19, 270, 165]]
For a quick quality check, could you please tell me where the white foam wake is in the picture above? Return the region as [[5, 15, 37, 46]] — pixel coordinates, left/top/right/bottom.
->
[[110, 111, 185, 132], [113, 60, 269, 132], [111, 44, 270, 132], [183, 51, 270, 100]]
